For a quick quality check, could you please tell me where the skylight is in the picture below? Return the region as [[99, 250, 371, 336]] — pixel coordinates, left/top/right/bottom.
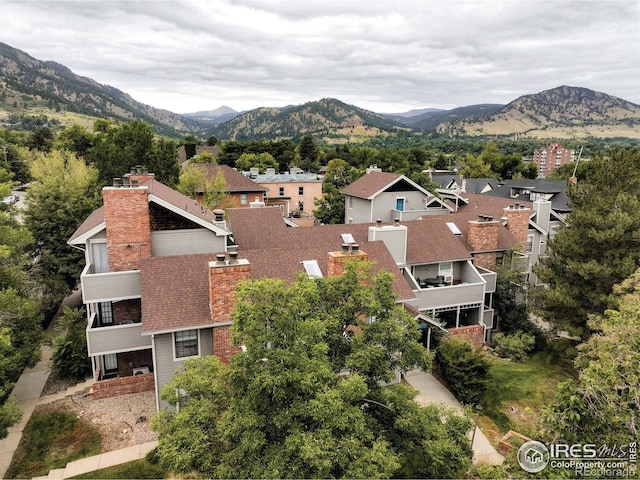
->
[[341, 233, 355, 243], [446, 222, 462, 236], [301, 260, 323, 278]]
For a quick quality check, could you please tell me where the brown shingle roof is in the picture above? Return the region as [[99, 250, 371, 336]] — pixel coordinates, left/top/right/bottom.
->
[[200, 164, 267, 193], [140, 240, 415, 334], [341, 172, 403, 199], [69, 206, 105, 244]]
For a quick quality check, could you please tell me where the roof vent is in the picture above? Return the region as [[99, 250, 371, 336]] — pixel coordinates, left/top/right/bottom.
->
[[216, 253, 226, 265], [213, 209, 225, 222], [394, 218, 400, 225], [351, 244, 359, 254], [131, 179, 139, 187], [112, 178, 121, 187], [376, 219, 382, 225], [228, 251, 239, 264], [341, 243, 350, 253]]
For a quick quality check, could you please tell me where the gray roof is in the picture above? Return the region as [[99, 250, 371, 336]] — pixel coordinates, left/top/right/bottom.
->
[[482, 179, 571, 212]]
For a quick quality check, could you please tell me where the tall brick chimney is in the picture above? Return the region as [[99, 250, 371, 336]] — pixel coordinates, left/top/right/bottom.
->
[[327, 244, 369, 277], [467, 215, 500, 269], [209, 253, 251, 363], [502, 203, 531, 252], [103, 178, 152, 272]]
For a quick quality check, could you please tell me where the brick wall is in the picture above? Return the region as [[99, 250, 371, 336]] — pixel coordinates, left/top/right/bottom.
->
[[92, 373, 155, 399], [448, 325, 485, 347], [209, 257, 252, 323], [467, 219, 499, 270], [502, 205, 531, 251], [117, 350, 153, 377], [112, 299, 141, 324], [103, 186, 152, 272], [213, 324, 242, 364], [327, 250, 368, 277]]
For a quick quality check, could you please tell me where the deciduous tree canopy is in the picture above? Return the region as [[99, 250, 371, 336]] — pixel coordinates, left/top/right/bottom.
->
[[154, 263, 472, 478]]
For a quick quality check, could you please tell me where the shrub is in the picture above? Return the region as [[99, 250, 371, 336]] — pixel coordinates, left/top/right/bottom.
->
[[434, 338, 491, 405], [52, 306, 91, 381], [491, 331, 536, 362]]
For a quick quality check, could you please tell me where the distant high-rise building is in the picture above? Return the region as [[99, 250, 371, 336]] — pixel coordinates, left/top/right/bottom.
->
[[533, 143, 574, 178]]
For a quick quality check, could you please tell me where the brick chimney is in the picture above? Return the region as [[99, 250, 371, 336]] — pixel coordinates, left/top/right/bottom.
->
[[124, 165, 155, 186], [209, 253, 251, 363], [502, 203, 531, 252], [467, 215, 500, 269], [103, 178, 152, 272], [327, 244, 368, 277]]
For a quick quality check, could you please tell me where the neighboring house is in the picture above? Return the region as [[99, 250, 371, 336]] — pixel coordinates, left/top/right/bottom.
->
[[199, 164, 267, 208], [341, 170, 452, 224], [253, 169, 323, 226], [481, 179, 571, 286], [431, 174, 500, 194]]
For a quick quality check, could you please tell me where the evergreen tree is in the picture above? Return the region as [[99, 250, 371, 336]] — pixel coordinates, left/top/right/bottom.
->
[[533, 148, 640, 336]]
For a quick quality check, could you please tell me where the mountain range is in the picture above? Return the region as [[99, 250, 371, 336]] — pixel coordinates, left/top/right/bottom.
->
[[1, 41, 639, 141]]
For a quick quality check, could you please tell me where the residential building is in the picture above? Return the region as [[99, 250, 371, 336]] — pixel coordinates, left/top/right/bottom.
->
[[253, 170, 323, 226], [533, 143, 574, 178], [199, 164, 267, 208], [341, 170, 452, 224]]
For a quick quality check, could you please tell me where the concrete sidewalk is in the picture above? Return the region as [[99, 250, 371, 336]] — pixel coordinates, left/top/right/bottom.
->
[[404, 371, 504, 466], [0, 346, 53, 478], [32, 441, 158, 480]]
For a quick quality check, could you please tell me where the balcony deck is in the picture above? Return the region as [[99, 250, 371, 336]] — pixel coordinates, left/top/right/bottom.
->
[[86, 316, 151, 356], [80, 263, 141, 303]]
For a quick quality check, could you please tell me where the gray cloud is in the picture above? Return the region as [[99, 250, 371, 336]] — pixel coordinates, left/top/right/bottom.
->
[[1, 0, 638, 113]]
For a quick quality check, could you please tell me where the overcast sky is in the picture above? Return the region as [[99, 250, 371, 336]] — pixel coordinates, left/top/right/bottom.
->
[[2, 0, 639, 114]]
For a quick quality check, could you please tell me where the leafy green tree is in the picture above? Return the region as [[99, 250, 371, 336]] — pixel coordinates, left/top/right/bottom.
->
[[154, 262, 471, 478], [533, 148, 640, 336], [313, 158, 355, 224], [0, 394, 21, 440], [459, 152, 493, 179], [235, 152, 278, 172], [53, 124, 95, 159], [207, 135, 218, 146], [188, 152, 216, 164], [542, 268, 640, 445], [25, 150, 101, 312], [434, 338, 491, 405], [178, 163, 231, 209], [88, 120, 180, 186]]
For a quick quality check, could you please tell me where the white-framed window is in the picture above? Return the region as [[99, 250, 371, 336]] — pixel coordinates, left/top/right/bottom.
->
[[174, 330, 199, 360], [395, 197, 405, 211], [240, 194, 248, 205], [438, 261, 452, 277], [526, 234, 534, 253]]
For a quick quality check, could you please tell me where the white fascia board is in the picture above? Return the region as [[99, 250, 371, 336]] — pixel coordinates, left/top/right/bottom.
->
[[68, 222, 106, 245]]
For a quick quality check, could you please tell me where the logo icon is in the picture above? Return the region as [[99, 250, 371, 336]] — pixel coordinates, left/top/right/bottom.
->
[[518, 440, 550, 473]]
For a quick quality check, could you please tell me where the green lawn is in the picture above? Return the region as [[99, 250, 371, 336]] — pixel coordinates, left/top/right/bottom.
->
[[71, 458, 166, 479], [6, 410, 102, 479], [479, 339, 577, 439]]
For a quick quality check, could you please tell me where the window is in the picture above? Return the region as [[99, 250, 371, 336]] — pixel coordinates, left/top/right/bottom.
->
[[395, 197, 405, 211], [298, 186, 304, 195], [174, 330, 199, 359], [526, 234, 534, 253], [438, 261, 452, 277], [240, 194, 248, 205], [98, 302, 113, 326], [279, 187, 284, 196]]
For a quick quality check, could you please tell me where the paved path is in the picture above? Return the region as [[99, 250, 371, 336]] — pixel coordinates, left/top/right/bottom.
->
[[0, 290, 82, 479], [404, 371, 504, 466]]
